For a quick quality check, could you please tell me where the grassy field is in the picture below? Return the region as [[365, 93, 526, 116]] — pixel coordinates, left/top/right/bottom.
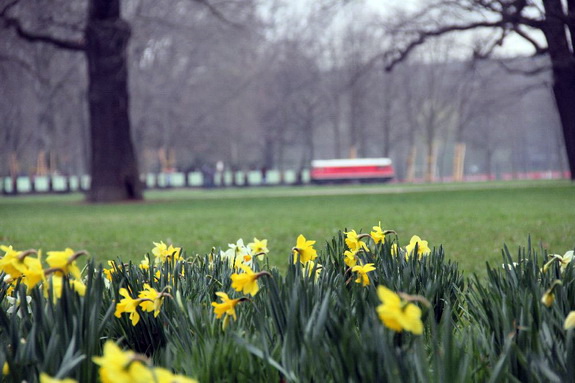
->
[[0, 180, 573, 275]]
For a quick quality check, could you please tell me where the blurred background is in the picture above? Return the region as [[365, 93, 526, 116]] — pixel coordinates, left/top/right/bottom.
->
[[0, 0, 569, 191]]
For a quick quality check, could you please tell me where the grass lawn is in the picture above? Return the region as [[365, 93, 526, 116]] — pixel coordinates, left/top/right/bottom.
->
[[0, 180, 573, 275]]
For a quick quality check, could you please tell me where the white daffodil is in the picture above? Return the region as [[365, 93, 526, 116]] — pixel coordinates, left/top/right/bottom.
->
[[220, 239, 252, 268], [6, 295, 32, 317]]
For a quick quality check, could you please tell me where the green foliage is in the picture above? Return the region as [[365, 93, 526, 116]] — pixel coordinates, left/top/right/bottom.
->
[[0, 264, 113, 383], [0, 232, 574, 382], [466, 243, 575, 382]]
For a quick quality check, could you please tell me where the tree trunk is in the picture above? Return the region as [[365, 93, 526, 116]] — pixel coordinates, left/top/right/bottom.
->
[[406, 145, 417, 183], [551, 68, 575, 180], [542, 0, 575, 180], [85, 0, 143, 202], [425, 140, 437, 183], [453, 142, 466, 182]]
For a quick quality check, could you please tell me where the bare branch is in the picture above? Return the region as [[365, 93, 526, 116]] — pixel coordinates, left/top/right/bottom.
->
[[192, 0, 247, 31], [0, 53, 45, 81], [0, 3, 85, 51], [512, 25, 547, 55], [385, 20, 508, 71]]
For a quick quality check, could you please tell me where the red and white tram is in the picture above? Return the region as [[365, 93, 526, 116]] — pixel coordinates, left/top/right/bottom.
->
[[310, 158, 394, 184]]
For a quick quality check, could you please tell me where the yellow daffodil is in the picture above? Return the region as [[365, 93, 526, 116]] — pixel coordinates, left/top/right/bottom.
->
[[302, 260, 322, 281], [43, 275, 86, 301], [370, 223, 396, 244], [139, 257, 150, 271], [93, 341, 152, 383], [21, 256, 45, 290], [39, 373, 78, 383], [103, 261, 117, 281], [248, 238, 269, 261], [370, 226, 385, 244], [344, 249, 358, 267], [390, 243, 399, 257], [3, 275, 17, 296], [541, 280, 562, 307], [0, 245, 23, 278], [0, 248, 43, 287], [564, 311, 575, 330], [231, 264, 261, 296], [405, 235, 430, 260], [70, 279, 86, 296], [152, 367, 198, 383], [138, 284, 167, 317], [115, 288, 142, 326], [292, 234, 317, 265], [3, 361, 9, 375], [376, 286, 423, 335], [46, 248, 83, 280], [351, 263, 376, 286], [344, 230, 369, 253], [211, 292, 244, 321], [152, 241, 182, 265], [541, 291, 554, 307]]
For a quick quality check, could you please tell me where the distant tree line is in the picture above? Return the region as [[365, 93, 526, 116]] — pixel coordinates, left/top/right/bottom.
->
[[0, 0, 568, 201]]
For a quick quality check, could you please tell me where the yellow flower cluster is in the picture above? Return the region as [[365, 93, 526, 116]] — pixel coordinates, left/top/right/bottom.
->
[[539, 250, 575, 329], [152, 241, 182, 265], [344, 229, 377, 286], [213, 254, 270, 329], [93, 341, 197, 383], [0, 245, 87, 301], [342, 224, 400, 287], [114, 284, 170, 326]]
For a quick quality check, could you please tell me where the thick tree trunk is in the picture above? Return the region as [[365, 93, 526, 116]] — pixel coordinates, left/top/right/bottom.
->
[[85, 0, 143, 202], [551, 67, 575, 180], [543, 0, 575, 180]]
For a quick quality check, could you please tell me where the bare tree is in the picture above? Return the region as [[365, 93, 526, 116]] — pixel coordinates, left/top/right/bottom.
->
[[2, 0, 143, 202], [384, 0, 575, 180]]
